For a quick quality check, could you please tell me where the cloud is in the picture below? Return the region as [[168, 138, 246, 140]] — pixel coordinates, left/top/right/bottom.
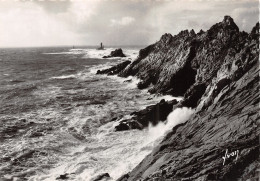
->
[[231, 7, 259, 31], [0, 0, 258, 47], [0, 2, 80, 47], [110, 16, 135, 26]]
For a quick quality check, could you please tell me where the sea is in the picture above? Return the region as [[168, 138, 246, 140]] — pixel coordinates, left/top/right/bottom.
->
[[0, 46, 186, 181]]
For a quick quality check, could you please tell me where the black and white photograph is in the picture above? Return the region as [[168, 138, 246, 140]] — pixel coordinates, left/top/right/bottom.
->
[[0, 0, 259, 180]]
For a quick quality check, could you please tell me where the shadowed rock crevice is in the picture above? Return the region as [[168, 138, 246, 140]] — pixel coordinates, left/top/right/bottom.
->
[[166, 61, 197, 96], [181, 83, 207, 108]]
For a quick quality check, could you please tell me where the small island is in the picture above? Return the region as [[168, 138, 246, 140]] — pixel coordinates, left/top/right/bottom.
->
[[102, 48, 126, 58]]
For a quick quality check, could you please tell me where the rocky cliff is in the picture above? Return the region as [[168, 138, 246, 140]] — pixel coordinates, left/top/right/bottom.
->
[[98, 16, 259, 180], [121, 63, 259, 180]]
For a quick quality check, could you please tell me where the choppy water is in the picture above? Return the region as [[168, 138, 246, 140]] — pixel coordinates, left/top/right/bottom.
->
[[0, 47, 184, 181]]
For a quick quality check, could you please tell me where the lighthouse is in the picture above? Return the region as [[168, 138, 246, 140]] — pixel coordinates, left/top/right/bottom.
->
[[97, 42, 105, 50]]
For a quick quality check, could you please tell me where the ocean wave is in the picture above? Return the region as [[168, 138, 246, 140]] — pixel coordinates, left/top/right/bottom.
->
[[147, 107, 195, 141], [44, 48, 138, 60], [1, 53, 182, 181], [30, 108, 194, 181], [50, 75, 76, 80], [43, 49, 88, 55], [82, 48, 116, 59]]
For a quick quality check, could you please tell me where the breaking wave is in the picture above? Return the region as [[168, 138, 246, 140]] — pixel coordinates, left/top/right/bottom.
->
[[44, 48, 138, 61], [1, 47, 186, 181], [148, 107, 195, 142]]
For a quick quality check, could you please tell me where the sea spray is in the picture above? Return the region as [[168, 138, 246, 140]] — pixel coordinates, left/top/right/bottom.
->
[[30, 108, 194, 181], [147, 107, 195, 142], [2, 47, 190, 181]]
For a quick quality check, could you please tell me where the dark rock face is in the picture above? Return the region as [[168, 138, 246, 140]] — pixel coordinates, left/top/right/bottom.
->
[[123, 61, 259, 181], [97, 61, 131, 75], [181, 83, 207, 108], [119, 31, 197, 96], [117, 174, 129, 181], [91, 173, 111, 181], [103, 48, 126, 58], [115, 99, 178, 131], [100, 16, 256, 109], [116, 19, 259, 181], [56, 173, 69, 180]]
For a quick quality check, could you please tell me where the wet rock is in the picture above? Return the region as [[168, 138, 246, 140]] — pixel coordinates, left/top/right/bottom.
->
[[91, 173, 111, 181], [103, 48, 126, 58], [137, 79, 151, 89], [117, 173, 129, 181], [115, 122, 130, 131], [56, 173, 69, 180], [97, 61, 131, 75], [115, 99, 178, 131]]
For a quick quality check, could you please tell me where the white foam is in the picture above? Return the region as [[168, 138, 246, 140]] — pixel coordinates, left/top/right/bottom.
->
[[123, 49, 139, 61], [31, 107, 194, 181], [82, 48, 116, 59], [51, 74, 76, 79], [107, 75, 141, 89], [44, 49, 88, 55], [88, 62, 116, 75], [147, 107, 195, 141], [44, 48, 139, 61], [26, 55, 191, 181]]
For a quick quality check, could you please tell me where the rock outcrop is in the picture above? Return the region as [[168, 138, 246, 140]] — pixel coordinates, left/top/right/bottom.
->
[[97, 61, 131, 75], [91, 173, 111, 181], [103, 48, 126, 58], [103, 16, 259, 180], [121, 57, 259, 181], [100, 16, 257, 108], [115, 99, 178, 131]]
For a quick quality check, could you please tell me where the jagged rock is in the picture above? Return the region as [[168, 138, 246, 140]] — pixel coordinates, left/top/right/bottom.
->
[[103, 48, 126, 58], [97, 61, 131, 75], [124, 61, 259, 181], [56, 173, 69, 180], [116, 16, 259, 181], [91, 173, 111, 181], [100, 16, 253, 109], [115, 99, 178, 131], [117, 173, 129, 181], [198, 29, 204, 35], [115, 122, 131, 131]]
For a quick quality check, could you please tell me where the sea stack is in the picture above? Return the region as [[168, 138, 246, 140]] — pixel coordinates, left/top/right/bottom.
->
[[102, 48, 126, 58]]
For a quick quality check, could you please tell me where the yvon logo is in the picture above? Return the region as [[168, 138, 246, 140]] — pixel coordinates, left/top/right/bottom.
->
[[222, 149, 239, 165]]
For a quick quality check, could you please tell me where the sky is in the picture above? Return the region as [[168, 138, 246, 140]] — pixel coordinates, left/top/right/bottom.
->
[[0, 0, 259, 47]]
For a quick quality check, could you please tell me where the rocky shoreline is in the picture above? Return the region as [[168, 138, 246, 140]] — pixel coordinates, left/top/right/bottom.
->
[[97, 16, 259, 180]]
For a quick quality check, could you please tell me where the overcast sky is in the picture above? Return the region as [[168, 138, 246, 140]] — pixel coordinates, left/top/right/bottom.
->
[[0, 0, 258, 47]]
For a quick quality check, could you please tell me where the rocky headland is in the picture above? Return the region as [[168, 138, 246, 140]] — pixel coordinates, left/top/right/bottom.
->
[[97, 16, 259, 180]]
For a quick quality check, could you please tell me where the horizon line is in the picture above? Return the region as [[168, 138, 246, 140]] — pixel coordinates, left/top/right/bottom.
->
[[0, 44, 148, 49]]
